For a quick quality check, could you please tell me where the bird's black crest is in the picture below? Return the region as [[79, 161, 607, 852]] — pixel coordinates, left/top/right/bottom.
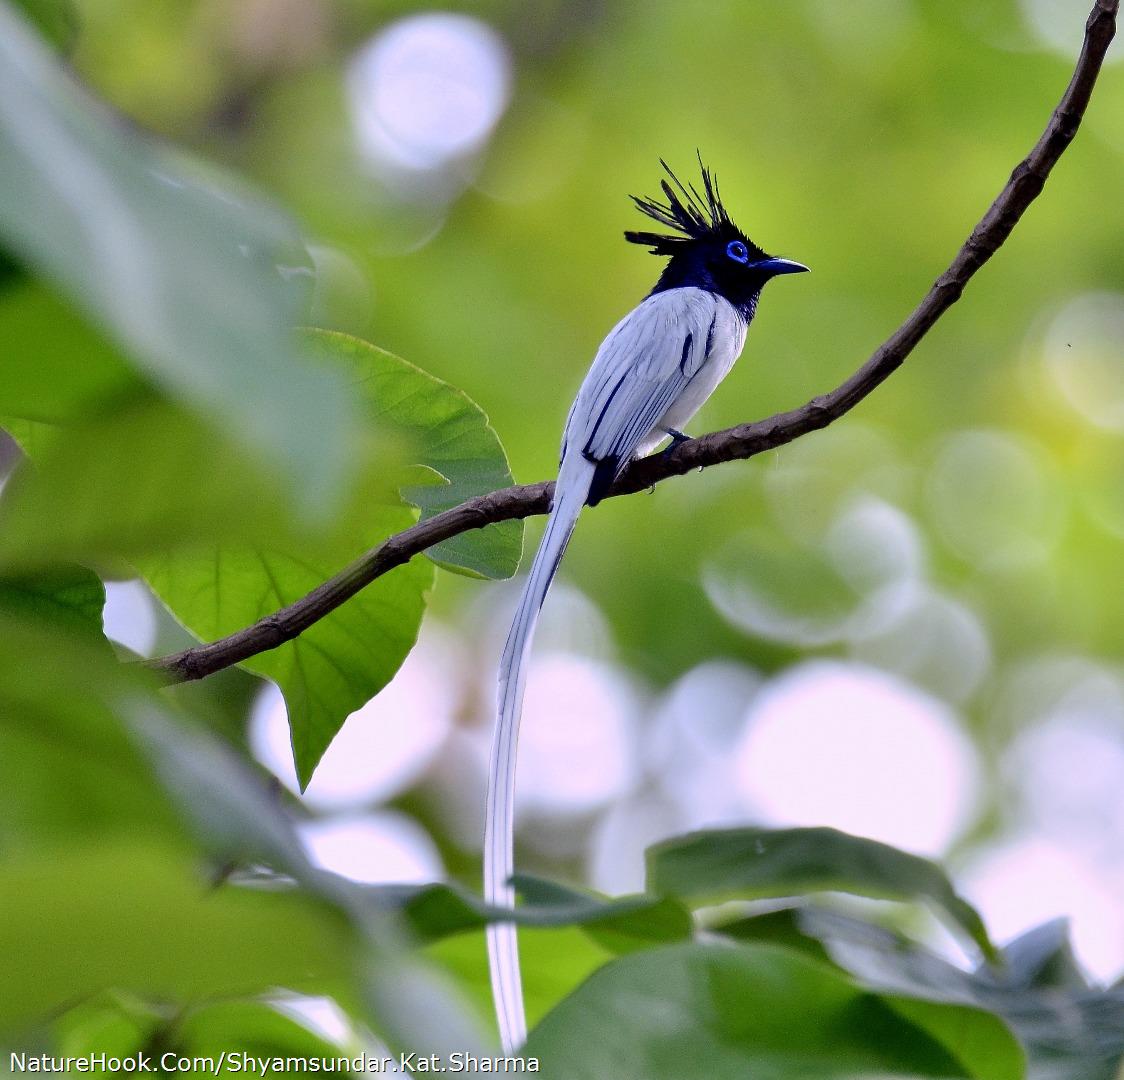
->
[[625, 157, 755, 256]]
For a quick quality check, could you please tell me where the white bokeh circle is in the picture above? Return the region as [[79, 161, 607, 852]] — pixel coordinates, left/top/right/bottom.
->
[[733, 661, 979, 855]]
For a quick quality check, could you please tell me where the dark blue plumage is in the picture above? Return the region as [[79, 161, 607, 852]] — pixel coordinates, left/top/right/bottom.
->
[[627, 159, 806, 317]]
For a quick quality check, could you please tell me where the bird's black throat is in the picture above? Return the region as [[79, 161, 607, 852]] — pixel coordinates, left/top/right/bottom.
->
[[648, 246, 764, 321]]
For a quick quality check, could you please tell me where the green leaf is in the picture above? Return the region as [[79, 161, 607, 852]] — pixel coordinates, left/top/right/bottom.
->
[[364, 874, 691, 951], [647, 826, 996, 960], [512, 874, 693, 953], [886, 996, 1025, 1080], [305, 329, 521, 580], [54, 994, 165, 1058], [800, 908, 1123, 1080], [425, 927, 613, 1036], [0, 399, 297, 567], [525, 941, 1023, 1079], [0, 840, 355, 1038], [0, 411, 56, 458], [0, 562, 105, 641], [176, 1000, 351, 1060], [123, 667, 488, 1062], [8, 0, 77, 52], [0, 609, 483, 1056], [0, 284, 137, 421], [987, 918, 1089, 992], [140, 331, 520, 785], [0, 613, 182, 850], [0, 3, 358, 509], [141, 501, 434, 788], [799, 907, 984, 1004], [704, 904, 834, 965], [125, 696, 322, 883]]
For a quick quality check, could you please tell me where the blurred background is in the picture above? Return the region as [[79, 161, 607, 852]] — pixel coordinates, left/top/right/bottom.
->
[[16, 0, 1124, 985]]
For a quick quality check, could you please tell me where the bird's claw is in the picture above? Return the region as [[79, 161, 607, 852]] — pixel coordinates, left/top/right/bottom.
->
[[660, 428, 691, 459]]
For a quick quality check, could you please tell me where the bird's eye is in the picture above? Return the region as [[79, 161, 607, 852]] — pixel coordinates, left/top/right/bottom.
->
[[726, 240, 749, 264]]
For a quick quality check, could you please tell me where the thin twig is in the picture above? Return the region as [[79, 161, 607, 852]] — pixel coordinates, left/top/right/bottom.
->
[[149, 0, 1118, 685]]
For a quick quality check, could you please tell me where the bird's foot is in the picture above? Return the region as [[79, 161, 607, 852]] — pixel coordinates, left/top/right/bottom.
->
[[660, 428, 691, 459]]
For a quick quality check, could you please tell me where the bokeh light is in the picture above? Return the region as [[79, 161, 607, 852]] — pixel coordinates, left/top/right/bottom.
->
[[825, 496, 925, 595], [1010, 712, 1124, 854], [849, 584, 992, 705], [297, 811, 443, 885], [763, 426, 907, 545], [1040, 292, 1124, 434], [705, 497, 923, 649], [514, 652, 639, 817], [101, 579, 158, 656], [961, 836, 1124, 983], [925, 429, 1063, 571], [1001, 661, 1124, 868], [991, 654, 1123, 744], [644, 661, 763, 832], [645, 661, 764, 774], [733, 661, 980, 856], [347, 13, 512, 176], [1078, 435, 1124, 540], [249, 626, 460, 809], [982, 665, 1124, 983], [588, 791, 683, 896], [1020, 0, 1124, 64]]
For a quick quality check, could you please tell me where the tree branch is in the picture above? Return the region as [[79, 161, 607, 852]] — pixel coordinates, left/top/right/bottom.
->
[[149, 0, 1118, 685]]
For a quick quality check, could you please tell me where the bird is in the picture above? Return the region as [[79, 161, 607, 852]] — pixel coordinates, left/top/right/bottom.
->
[[484, 158, 809, 1051]]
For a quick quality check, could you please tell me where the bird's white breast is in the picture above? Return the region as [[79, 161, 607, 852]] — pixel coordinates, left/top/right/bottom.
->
[[562, 287, 750, 467], [641, 290, 747, 456]]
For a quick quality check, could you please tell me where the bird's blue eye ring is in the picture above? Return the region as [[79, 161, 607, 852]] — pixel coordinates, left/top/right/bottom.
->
[[726, 240, 749, 264]]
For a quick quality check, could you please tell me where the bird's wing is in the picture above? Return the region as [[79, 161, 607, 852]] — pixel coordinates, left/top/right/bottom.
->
[[563, 288, 720, 494]]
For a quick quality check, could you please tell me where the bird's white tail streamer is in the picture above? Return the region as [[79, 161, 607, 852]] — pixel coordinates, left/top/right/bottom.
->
[[484, 454, 594, 1052]]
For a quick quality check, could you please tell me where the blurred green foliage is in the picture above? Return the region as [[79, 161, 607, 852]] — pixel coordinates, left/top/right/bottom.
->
[[0, 0, 1121, 1074]]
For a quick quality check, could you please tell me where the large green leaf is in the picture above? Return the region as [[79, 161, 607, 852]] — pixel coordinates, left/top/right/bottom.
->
[[142, 502, 434, 788], [0, 283, 135, 421], [142, 331, 519, 785], [0, 613, 182, 850], [648, 826, 996, 960], [525, 941, 1024, 1079], [125, 696, 323, 883], [0, 611, 354, 1035], [124, 693, 488, 1062], [0, 841, 355, 1038], [305, 330, 521, 580], [0, 609, 484, 1055], [0, 401, 298, 567], [0, 2, 357, 508]]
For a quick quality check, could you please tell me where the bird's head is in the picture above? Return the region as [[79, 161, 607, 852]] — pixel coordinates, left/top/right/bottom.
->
[[626, 158, 808, 316]]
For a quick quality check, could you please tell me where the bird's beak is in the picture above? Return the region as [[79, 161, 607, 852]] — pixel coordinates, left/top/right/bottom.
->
[[751, 257, 810, 276]]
